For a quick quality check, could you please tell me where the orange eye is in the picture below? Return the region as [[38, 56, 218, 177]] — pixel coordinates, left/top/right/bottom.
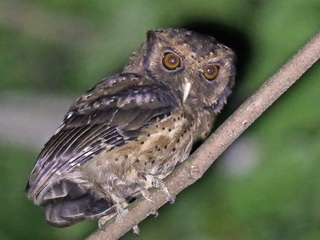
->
[[203, 64, 219, 80], [162, 52, 181, 70]]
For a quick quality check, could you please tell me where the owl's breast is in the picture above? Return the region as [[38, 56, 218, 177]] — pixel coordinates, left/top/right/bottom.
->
[[137, 110, 194, 175], [130, 106, 214, 176]]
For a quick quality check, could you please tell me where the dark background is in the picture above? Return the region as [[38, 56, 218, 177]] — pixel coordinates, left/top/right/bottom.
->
[[0, 0, 319, 239]]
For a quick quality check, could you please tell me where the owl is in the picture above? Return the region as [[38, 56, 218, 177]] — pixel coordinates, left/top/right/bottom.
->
[[26, 28, 235, 227]]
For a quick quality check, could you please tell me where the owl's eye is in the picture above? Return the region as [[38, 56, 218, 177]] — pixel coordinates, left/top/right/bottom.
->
[[162, 52, 181, 70], [203, 64, 220, 81]]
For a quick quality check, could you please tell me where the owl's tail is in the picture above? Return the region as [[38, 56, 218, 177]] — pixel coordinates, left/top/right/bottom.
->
[[32, 180, 116, 227]]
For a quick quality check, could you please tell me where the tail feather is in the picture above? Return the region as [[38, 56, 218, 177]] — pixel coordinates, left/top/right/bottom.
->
[[33, 180, 116, 227], [43, 180, 86, 202]]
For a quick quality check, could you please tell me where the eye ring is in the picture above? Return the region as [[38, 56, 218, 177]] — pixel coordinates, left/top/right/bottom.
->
[[162, 52, 181, 70], [203, 64, 220, 81]]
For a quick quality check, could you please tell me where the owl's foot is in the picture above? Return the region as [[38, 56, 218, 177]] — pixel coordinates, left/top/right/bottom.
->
[[115, 202, 129, 223], [149, 208, 159, 217], [145, 175, 176, 203], [104, 193, 129, 223], [97, 201, 128, 229], [98, 213, 116, 230], [160, 181, 175, 204], [140, 188, 155, 202], [132, 225, 140, 235]]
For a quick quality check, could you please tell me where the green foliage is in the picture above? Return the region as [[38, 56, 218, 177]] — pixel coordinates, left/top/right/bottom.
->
[[0, 0, 319, 239]]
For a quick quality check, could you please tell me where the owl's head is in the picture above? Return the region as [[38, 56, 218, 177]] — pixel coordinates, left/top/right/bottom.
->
[[124, 28, 236, 113]]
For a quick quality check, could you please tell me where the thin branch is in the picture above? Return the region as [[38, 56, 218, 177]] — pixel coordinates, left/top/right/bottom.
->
[[86, 31, 320, 240]]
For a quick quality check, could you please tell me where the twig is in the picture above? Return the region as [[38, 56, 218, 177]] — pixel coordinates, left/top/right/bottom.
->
[[86, 31, 320, 240]]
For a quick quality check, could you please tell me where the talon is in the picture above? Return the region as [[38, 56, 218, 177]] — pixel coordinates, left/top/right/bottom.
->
[[145, 175, 175, 203], [98, 219, 106, 231], [133, 225, 140, 235], [98, 214, 116, 230], [156, 179, 175, 203], [168, 195, 176, 204], [115, 207, 128, 223], [141, 189, 155, 202], [150, 209, 159, 217]]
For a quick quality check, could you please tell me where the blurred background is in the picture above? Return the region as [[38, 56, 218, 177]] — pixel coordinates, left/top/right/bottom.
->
[[0, 0, 319, 239]]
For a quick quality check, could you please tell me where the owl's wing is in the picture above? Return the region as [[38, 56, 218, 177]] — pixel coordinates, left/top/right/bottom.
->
[[27, 74, 180, 202]]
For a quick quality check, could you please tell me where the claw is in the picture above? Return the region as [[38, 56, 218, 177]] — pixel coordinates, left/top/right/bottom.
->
[[140, 189, 155, 203], [150, 209, 159, 217], [98, 214, 113, 231], [145, 175, 176, 203], [115, 205, 128, 223], [133, 225, 140, 235]]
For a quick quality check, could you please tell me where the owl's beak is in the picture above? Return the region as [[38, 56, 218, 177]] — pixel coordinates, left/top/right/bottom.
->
[[182, 78, 192, 102]]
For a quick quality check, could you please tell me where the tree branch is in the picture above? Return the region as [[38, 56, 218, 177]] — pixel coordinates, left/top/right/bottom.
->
[[86, 31, 320, 240]]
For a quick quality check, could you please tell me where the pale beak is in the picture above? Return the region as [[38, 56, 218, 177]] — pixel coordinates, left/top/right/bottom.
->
[[182, 78, 192, 102]]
